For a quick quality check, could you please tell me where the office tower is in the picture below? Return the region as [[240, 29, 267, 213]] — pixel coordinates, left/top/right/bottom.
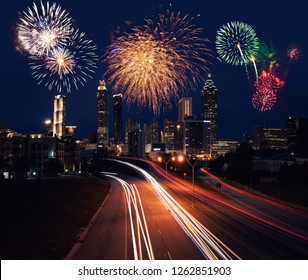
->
[[178, 97, 192, 122], [113, 94, 122, 144], [285, 117, 308, 153], [164, 117, 175, 151], [97, 80, 109, 148], [144, 123, 151, 145], [128, 129, 145, 158], [125, 118, 140, 144], [183, 118, 211, 158], [53, 94, 66, 138], [174, 121, 184, 152], [202, 73, 218, 140], [252, 125, 264, 150], [150, 118, 159, 143]]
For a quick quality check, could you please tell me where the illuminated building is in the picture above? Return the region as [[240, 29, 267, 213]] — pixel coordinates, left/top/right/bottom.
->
[[0, 128, 27, 179], [150, 118, 159, 144], [97, 80, 109, 148], [178, 97, 192, 122], [174, 121, 184, 152], [125, 118, 140, 144], [202, 73, 218, 140], [164, 117, 175, 152], [212, 139, 240, 157], [53, 95, 66, 138], [286, 117, 308, 153], [113, 94, 122, 144], [28, 134, 65, 177], [128, 129, 145, 158], [183, 118, 211, 159], [252, 125, 288, 150]]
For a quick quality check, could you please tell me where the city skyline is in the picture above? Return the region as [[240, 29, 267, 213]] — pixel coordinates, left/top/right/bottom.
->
[[0, 0, 307, 141]]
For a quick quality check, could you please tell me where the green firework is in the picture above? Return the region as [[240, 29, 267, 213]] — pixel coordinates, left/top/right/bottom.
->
[[216, 21, 259, 66]]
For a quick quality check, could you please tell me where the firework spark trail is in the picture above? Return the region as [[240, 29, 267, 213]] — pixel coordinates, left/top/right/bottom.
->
[[30, 29, 98, 93], [250, 56, 258, 81], [16, 1, 73, 57], [104, 10, 211, 113], [216, 21, 259, 66], [216, 21, 259, 84]]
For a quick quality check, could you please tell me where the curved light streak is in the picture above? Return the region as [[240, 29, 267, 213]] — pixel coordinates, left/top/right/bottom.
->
[[105, 174, 155, 260], [110, 159, 240, 260]]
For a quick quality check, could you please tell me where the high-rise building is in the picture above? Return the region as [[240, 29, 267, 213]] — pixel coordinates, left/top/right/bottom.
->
[[53, 95, 66, 138], [163, 117, 175, 151], [202, 74, 218, 140], [97, 80, 109, 148], [150, 118, 159, 144], [174, 121, 184, 152], [178, 97, 192, 122], [125, 118, 140, 144], [286, 117, 308, 153], [183, 118, 211, 158], [128, 129, 145, 158], [113, 94, 122, 144]]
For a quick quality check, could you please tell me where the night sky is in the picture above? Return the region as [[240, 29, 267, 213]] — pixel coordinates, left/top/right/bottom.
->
[[1, 0, 307, 141]]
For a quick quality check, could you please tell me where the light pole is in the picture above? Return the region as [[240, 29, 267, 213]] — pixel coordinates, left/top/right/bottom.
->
[[157, 156, 175, 175], [178, 155, 197, 204]]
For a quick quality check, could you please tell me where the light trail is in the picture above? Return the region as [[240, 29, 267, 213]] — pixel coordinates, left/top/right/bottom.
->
[[104, 174, 154, 260], [142, 159, 308, 246], [110, 160, 240, 260]]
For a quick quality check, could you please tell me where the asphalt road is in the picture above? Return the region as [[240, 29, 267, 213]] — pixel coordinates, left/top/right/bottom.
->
[[143, 159, 308, 259], [70, 159, 308, 260], [71, 173, 204, 260]]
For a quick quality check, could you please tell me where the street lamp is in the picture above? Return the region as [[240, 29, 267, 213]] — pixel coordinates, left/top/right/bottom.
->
[[157, 156, 175, 175], [177, 155, 197, 204]]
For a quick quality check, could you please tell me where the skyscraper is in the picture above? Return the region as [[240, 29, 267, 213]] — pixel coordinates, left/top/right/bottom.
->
[[174, 121, 184, 152], [164, 117, 175, 151], [150, 118, 159, 144], [113, 94, 122, 144], [53, 94, 66, 138], [178, 97, 192, 122], [184, 118, 211, 158], [125, 118, 140, 144], [97, 80, 109, 148], [202, 73, 218, 140]]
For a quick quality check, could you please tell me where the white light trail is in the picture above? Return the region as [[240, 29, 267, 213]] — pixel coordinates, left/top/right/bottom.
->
[[111, 159, 240, 260], [105, 174, 155, 260]]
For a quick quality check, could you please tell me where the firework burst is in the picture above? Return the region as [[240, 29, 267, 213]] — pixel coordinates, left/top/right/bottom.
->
[[30, 29, 98, 93], [252, 71, 284, 111], [216, 21, 259, 66], [16, 1, 73, 57], [256, 40, 280, 72], [103, 10, 211, 113], [287, 44, 301, 63]]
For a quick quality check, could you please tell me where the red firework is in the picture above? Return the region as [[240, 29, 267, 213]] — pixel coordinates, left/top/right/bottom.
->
[[252, 90, 277, 112], [252, 71, 284, 111], [287, 44, 301, 62]]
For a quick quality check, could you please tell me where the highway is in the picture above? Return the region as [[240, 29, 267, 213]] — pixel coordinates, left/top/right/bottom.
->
[[142, 159, 308, 259], [70, 159, 308, 260], [71, 172, 204, 260]]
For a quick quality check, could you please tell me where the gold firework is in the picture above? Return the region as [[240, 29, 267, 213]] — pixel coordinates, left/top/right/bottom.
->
[[104, 10, 211, 113]]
